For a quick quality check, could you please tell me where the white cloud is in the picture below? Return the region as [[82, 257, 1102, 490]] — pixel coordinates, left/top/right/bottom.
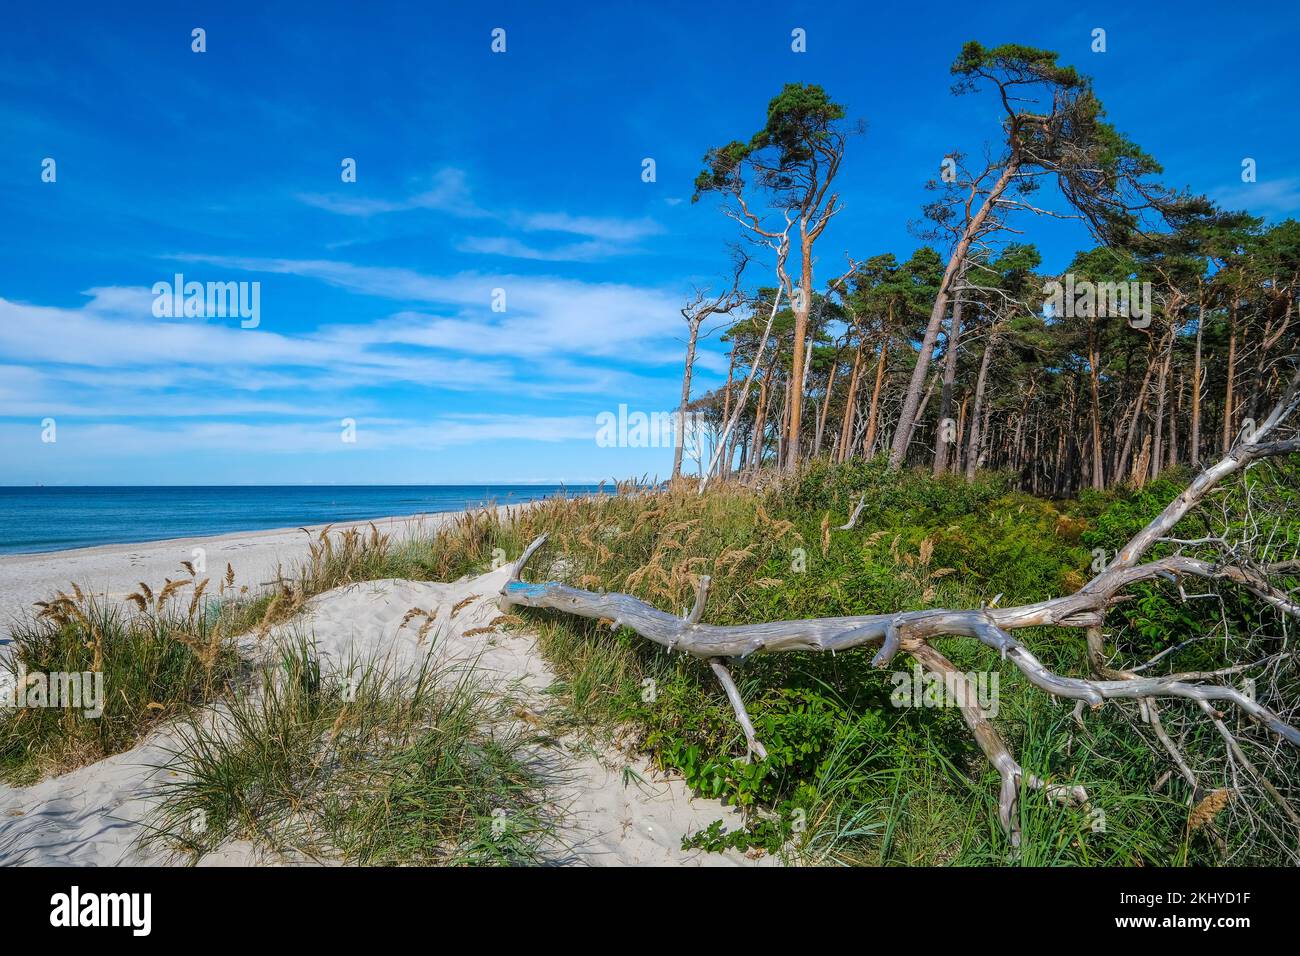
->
[[517, 212, 663, 242], [0, 414, 596, 456], [298, 167, 663, 260], [456, 236, 621, 262], [1212, 177, 1300, 216], [169, 256, 687, 363], [0, 291, 512, 389], [298, 168, 488, 219]]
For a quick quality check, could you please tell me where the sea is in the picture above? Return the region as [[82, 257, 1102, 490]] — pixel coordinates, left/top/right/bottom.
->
[[0, 485, 604, 556]]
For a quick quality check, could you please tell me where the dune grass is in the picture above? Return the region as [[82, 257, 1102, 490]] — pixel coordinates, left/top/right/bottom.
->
[[0, 579, 248, 785], [144, 633, 552, 865], [360, 458, 1297, 866]]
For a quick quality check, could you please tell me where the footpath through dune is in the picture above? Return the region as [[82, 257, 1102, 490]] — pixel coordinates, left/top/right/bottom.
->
[[0, 566, 772, 867]]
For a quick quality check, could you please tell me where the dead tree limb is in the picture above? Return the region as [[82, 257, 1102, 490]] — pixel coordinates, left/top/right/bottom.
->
[[838, 494, 867, 530], [501, 365, 1300, 844]]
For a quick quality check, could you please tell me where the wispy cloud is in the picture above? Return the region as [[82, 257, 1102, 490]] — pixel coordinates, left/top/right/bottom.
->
[[0, 290, 511, 389], [298, 168, 489, 219], [0, 251, 695, 436], [0, 413, 595, 456], [1211, 177, 1300, 217], [516, 212, 663, 242], [169, 255, 686, 362], [299, 167, 664, 261], [455, 236, 623, 262]]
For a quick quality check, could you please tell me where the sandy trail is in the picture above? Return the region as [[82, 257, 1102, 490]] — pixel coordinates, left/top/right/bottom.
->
[[0, 565, 771, 867]]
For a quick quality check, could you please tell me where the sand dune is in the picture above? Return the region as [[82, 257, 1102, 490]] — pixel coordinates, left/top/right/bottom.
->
[[0, 561, 771, 867]]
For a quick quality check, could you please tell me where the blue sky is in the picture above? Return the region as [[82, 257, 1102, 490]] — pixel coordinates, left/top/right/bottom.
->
[[2, 0, 1297, 485]]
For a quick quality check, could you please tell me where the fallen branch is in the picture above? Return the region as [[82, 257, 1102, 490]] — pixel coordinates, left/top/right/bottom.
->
[[500, 365, 1300, 844], [838, 494, 866, 530]]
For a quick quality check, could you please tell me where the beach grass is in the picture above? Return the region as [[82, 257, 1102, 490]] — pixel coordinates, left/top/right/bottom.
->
[[360, 458, 1297, 866], [0, 579, 248, 785], [144, 632, 553, 865]]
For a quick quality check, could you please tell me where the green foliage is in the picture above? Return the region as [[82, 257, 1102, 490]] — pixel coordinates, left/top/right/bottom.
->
[[146, 634, 550, 865], [0, 586, 245, 785], [436, 460, 1186, 863], [654, 688, 851, 809], [693, 82, 848, 202], [951, 41, 1083, 90]]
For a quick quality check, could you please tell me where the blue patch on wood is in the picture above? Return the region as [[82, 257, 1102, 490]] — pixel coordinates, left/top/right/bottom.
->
[[505, 581, 552, 598]]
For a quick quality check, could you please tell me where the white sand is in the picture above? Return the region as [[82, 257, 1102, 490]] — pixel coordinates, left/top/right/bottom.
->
[[0, 538, 773, 866], [0, 511, 488, 631]]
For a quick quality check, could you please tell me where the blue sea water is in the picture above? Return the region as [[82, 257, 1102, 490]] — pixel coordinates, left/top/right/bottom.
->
[[0, 485, 603, 556]]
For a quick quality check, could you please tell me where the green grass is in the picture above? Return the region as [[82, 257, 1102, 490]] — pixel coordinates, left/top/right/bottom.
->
[[0, 580, 248, 785], [378, 458, 1298, 866], [144, 633, 553, 865]]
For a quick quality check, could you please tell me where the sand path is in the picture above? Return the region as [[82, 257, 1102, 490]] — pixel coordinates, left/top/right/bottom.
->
[[0, 564, 770, 867]]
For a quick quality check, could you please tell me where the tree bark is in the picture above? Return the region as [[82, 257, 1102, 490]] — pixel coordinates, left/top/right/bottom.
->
[[672, 317, 703, 479], [965, 331, 996, 481], [836, 335, 866, 464], [785, 240, 814, 471], [1088, 323, 1105, 489], [863, 336, 889, 458], [933, 289, 966, 475], [889, 159, 1019, 469], [1190, 286, 1204, 468], [1223, 304, 1238, 454]]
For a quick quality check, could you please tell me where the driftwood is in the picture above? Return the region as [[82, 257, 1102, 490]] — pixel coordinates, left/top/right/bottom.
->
[[837, 494, 867, 530], [501, 366, 1300, 846]]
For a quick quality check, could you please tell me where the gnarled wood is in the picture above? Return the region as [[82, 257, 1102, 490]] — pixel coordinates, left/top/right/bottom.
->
[[500, 367, 1300, 841]]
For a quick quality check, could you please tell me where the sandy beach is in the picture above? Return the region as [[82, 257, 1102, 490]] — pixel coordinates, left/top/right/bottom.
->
[[0, 532, 767, 867], [0, 510, 497, 631]]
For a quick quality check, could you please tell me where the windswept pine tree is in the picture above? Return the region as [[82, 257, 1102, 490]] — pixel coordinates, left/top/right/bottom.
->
[[679, 41, 1299, 497], [694, 83, 860, 472]]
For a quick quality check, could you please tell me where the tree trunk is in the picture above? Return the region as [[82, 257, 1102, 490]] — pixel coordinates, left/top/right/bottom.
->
[[1116, 345, 1157, 484], [1088, 323, 1105, 489], [1151, 331, 1172, 481], [785, 238, 815, 471], [751, 362, 773, 471], [837, 336, 866, 463], [955, 394, 968, 475], [813, 359, 839, 458], [672, 318, 703, 479], [863, 336, 889, 457], [965, 331, 997, 481], [889, 159, 1019, 469], [933, 289, 966, 475], [719, 348, 737, 477], [1190, 287, 1204, 468], [1222, 303, 1238, 454], [1168, 373, 1182, 471]]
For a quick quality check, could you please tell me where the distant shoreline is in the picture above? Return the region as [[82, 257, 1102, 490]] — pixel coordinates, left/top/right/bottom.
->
[[0, 484, 602, 557], [0, 508, 511, 628]]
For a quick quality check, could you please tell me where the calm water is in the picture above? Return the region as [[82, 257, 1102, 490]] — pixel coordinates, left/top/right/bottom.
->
[[0, 486, 602, 555]]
